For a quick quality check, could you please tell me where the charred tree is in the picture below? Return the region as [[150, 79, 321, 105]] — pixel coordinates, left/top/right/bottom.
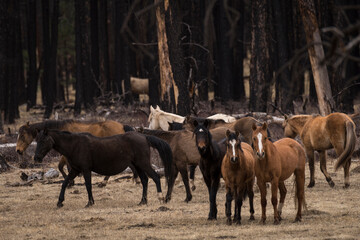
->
[[90, 0, 100, 95], [99, 0, 111, 92], [26, 0, 38, 110], [249, 0, 271, 112]]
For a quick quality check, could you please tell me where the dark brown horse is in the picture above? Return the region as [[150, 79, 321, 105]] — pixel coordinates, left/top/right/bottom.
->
[[193, 120, 226, 220], [139, 125, 229, 203], [252, 123, 306, 224], [282, 113, 356, 188], [16, 120, 136, 187], [221, 130, 255, 225], [34, 129, 173, 207]]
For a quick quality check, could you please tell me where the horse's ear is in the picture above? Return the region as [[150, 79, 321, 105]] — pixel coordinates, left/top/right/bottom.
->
[[156, 105, 160, 110], [226, 129, 230, 138], [235, 131, 240, 139], [284, 114, 289, 120], [150, 105, 155, 112], [203, 119, 209, 129], [252, 123, 257, 131], [26, 121, 30, 127], [262, 122, 268, 131], [184, 115, 191, 124], [43, 128, 48, 135], [193, 119, 199, 128]]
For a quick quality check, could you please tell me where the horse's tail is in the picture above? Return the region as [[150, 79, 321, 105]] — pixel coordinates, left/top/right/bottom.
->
[[123, 125, 135, 132], [335, 121, 356, 171], [145, 135, 173, 184]]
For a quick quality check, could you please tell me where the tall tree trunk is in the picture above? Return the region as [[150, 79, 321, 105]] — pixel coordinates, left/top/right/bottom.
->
[[41, 0, 50, 108], [0, 0, 7, 131], [26, 0, 38, 110], [165, 0, 190, 115], [99, 0, 111, 92], [114, 0, 124, 95], [249, 0, 271, 112], [90, 0, 100, 95], [155, 0, 176, 112], [298, 0, 334, 116]]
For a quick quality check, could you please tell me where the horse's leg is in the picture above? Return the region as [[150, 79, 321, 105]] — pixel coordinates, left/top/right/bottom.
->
[[270, 179, 280, 225], [165, 165, 178, 203], [319, 150, 335, 187], [209, 177, 219, 220], [225, 188, 233, 225], [278, 181, 287, 220], [98, 176, 110, 188], [58, 156, 75, 187], [234, 189, 244, 225], [257, 180, 267, 224], [343, 160, 351, 188], [189, 165, 196, 191], [179, 166, 192, 202], [57, 169, 78, 208], [333, 144, 351, 188], [305, 149, 315, 188], [141, 164, 164, 203], [247, 180, 255, 221], [83, 170, 94, 207], [134, 167, 149, 205], [294, 168, 305, 222]]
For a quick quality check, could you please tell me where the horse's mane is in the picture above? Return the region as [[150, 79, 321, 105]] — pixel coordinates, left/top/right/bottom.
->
[[140, 128, 179, 141], [30, 119, 100, 130]]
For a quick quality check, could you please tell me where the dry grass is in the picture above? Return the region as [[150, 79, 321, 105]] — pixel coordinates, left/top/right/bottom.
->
[[1, 159, 360, 240]]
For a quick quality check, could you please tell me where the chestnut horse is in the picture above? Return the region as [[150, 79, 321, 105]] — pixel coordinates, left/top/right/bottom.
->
[[193, 120, 226, 220], [252, 123, 306, 224], [283, 113, 356, 188], [34, 130, 173, 207], [221, 130, 255, 225], [16, 120, 136, 187]]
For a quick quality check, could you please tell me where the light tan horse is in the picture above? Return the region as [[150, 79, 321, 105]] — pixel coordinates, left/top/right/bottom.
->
[[282, 113, 356, 188], [252, 123, 306, 224], [221, 130, 255, 225], [16, 119, 136, 187]]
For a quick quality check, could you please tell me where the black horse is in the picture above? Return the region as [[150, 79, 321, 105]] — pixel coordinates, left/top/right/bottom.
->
[[193, 119, 226, 220], [34, 129, 173, 208]]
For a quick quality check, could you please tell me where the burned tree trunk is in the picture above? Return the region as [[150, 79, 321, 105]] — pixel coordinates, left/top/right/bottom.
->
[[298, 0, 334, 116]]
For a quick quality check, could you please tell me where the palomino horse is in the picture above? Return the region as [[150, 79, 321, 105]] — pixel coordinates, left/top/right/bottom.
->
[[148, 105, 235, 131], [139, 125, 229, 203], [221, 130, 255, 225], [16, 120, 136, 187], [193, 120, 226, 220], [282, 113, 356, 188], [34, 130, 173, 207], [252, 123, 306, 224]]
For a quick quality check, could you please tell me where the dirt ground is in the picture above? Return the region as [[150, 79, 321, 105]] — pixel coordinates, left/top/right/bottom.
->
[[1, 158, 360, 240], [1, 103, 360, 240]]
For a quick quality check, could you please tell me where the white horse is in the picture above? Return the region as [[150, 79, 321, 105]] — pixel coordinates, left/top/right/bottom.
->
[[148, 105, 236, 131]]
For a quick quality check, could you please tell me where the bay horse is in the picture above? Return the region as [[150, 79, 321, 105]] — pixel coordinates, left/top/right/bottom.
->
[[252, 123, 306, 224], [139, 125, 229, 203], [282, 113, 356, 188], [193, 120, 226, 220], [16, 120, 136, 187], [34, 129, 173, 207], [221, 130, 255, 225]]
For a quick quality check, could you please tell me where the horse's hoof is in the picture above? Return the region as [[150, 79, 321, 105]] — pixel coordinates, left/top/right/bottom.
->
[[226, 219, 232, 225], [260, 219, 266, 225], [293, 216, 302, 223], [235, 220, 241, 225], [207, 216, 216, 221], [165, 196, 171, 203], [184, 195, 192, 203], [138, 199, 147, 205], [273, 219, 280, 225], [85, 201, 94, 208], [307, 181, 315, 188], [343, 183, 350, 189], [328, 180, 335, 188], [98, 182, 106, 188], [191, 185, 196, 191], [249, 215, 255, 221], [57, 202, 63, 208]]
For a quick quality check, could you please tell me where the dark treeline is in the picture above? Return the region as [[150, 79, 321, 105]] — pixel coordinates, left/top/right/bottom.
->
[[0, 0, 359, 131]]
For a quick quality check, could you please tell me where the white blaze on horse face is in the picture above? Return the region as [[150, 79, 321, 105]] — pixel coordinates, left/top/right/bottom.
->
[[257, 132, 263, 154], [229, 139, 236, 157], [199, 128, 204, 132]]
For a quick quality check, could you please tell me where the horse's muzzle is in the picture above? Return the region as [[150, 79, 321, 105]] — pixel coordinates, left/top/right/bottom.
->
[[198, 146, 206, 155], [230, 157, 239, 163], [256, 152, 265, 159], [16, 149, 23, 155]]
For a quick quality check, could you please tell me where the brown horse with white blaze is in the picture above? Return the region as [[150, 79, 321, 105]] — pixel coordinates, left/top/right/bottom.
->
[[282, 113, 356, 188], [252, 123, 306, 224], [221, 130, 255, 225]]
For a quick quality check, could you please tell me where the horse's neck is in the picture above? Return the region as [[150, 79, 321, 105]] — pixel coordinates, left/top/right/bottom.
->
[[142, 129, 176, 142], [50, 132, 78, 157], [262, 140, 277, 164], [291, 116, 312, 134]]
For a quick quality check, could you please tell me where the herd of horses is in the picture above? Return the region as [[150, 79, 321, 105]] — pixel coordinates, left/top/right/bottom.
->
[[15, 105, 357, 225]]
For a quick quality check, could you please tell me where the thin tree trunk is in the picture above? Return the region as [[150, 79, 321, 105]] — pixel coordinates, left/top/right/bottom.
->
[[26, 0, 38, 110], [99, 0, 111, 92], [298, 0, 334, 116], [90, 0, 100, 95]]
